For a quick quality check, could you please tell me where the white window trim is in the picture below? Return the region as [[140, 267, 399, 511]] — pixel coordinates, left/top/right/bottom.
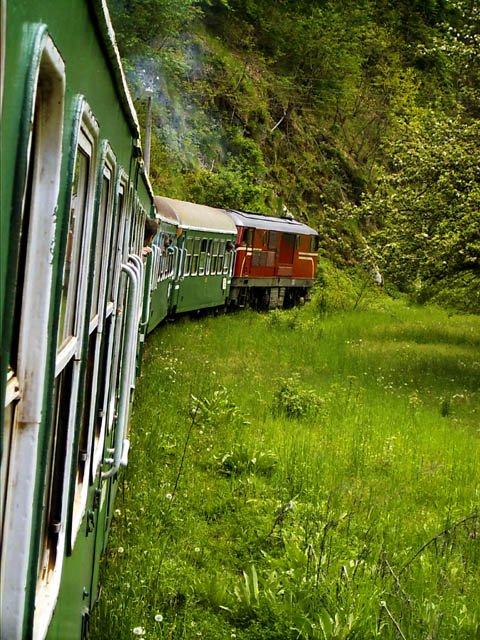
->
[[64, 106, 100, 550], [0, 34, 65, 640]]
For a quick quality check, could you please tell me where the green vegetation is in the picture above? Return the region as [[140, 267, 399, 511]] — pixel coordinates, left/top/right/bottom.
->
[[107, 0, 480, 311], [91, 288, 480, 639]]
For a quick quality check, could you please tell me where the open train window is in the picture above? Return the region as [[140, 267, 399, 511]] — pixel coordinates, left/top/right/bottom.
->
[[104, 173, 128, 437], [0, 31, 66, 640], [90, 146, 116, 322], [217, 241, 225, 274], [184, 237, 193, 275], [310, 236, 319, 252], [191, 238, 200, 275], [223, 240, 235, 275], [68, 144, 117, 547], [39, 100, 98, 607], [199, 238, 209, 275], [211, 239, 219, 274]]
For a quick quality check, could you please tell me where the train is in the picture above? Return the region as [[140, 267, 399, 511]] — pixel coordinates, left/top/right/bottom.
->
[[0, 2, 318, 639]]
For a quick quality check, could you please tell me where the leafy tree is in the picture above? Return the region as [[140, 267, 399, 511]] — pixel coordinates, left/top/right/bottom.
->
[[354, 110, 480, 307]]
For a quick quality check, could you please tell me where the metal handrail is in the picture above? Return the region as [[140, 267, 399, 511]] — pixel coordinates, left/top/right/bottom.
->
[[102, 262, 138, 479]]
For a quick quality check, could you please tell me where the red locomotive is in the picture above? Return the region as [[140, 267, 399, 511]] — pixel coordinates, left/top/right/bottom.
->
[[226, 209, 319, 309]]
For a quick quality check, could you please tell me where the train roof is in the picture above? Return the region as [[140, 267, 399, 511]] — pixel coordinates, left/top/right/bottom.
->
[[153, 196, 180, 226], [154, 196, 237, 235], [91, 0, 139, 141], [227, 209, 318, 236]]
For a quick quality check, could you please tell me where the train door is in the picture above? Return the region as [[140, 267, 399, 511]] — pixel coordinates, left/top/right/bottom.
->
[[0, 33, 65, 639], [277, 233, 296, 277]]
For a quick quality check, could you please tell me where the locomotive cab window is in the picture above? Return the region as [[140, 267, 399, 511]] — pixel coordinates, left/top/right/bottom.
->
[[243, 227, 254, 246]]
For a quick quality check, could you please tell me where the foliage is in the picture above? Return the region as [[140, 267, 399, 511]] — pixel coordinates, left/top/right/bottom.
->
[[350, 111, 480, 308], [107, 0, 480, 311]]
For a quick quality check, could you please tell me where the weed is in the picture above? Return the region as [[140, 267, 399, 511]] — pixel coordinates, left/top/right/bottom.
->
[[216, 444, 278, 477], [273, 375, 324, 419], [191, 386, 249, 430]]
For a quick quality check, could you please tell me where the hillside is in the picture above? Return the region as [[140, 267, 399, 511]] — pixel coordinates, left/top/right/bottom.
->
[[108, 0, 479, 311]]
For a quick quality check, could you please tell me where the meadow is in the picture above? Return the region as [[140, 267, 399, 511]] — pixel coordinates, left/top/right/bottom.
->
[[91, 294, 480, 639]]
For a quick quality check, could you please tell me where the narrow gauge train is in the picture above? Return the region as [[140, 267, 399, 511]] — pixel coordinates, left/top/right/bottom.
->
[[145, 196, 319, 333], [0, 2, 318, 639]]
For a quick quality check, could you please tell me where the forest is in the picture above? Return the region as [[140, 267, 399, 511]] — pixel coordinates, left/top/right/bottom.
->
[[107, 0, 479, 312]]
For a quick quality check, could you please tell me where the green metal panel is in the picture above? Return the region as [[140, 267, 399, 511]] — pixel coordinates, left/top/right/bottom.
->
[[148, 278, 172, 330], [1, 2, 153, 639], [171, 229, 237, 314]]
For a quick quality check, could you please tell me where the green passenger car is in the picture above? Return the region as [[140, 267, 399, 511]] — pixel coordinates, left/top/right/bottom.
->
[[146, 198, 180, 333], [1, 1, 154, 638], [154, 197, 238, 315]]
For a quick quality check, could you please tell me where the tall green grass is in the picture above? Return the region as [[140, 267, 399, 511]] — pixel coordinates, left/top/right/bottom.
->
[[91, 298, 480, 639]]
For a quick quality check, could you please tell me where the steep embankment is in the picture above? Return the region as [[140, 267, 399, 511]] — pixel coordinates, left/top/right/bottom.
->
[[109, 0, 479, 311]]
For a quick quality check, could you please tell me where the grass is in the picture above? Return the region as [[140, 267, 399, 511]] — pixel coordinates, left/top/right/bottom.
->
[[90, 295, 480, 639]]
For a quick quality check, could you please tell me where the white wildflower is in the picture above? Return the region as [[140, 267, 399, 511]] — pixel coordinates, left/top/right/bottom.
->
[[133, 627, 145, 636]]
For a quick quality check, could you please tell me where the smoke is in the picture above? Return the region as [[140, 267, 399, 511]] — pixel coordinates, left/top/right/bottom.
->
[[127, 41, 227, 169]]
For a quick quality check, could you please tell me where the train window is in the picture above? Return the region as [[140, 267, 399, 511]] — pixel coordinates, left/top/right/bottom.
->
[[217, 241, 225, 274], [262, 231, 269, 246], [74, 144, 117, 517], [211, 239, 219, 274], [243, 227, 254, 246], [106, 175, 126, 305], [224, 241, 234, 274], [44, 101, 98, 577], [104, 174, 128, 437], [90, 150, 115, 322], [310, 236, 319, 252], [57, 146, 90, 350], [184, 237, 193, 275], [191, 238, 200, 275], [199, 238, 209, 275], [268, 231, 277, 249], [0, 33, 68, 640]]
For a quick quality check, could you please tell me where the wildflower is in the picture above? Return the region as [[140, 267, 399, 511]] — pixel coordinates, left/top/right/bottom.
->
[[118, 547, 124, 554], [194, 547, 201, 553], [166, 493, 173, 500], [114, 509, 121, 516], [133, 627, 145, 636], [154, 614, 163, 622]]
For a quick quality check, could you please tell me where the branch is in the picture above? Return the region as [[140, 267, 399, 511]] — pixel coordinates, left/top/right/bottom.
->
[[270, 109, 287, 134]]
